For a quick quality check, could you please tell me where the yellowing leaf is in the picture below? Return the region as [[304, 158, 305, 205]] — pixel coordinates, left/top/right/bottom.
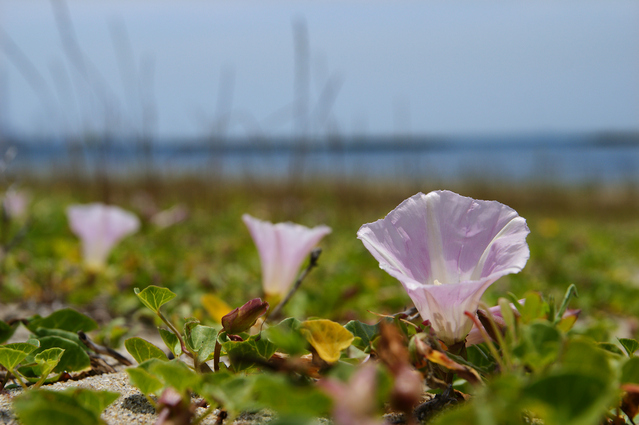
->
[[300, 319, 354, 363], [557, 314, 578, 333], [201, 294, 233, 323]]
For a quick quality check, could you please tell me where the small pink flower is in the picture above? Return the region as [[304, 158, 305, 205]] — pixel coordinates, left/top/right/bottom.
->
[[67, 203, 140, 270], [3, 189, 29, 219], [319, 363, 388, 425], [357, 190, 530, 345], [242, 214, 331, 299]]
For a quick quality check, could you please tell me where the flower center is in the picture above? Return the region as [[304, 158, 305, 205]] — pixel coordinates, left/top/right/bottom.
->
[[433, 279, 443, 286]]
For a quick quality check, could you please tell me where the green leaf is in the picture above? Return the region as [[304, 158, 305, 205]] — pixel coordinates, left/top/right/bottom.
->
[[265, 318, 307, 356], [276, 317, 303, 331], [252, 374, 332, 417], [0, 348, 29, 370], [448, 344, 496, 376], [264, 326, 307, 356], [513, 321, 561, 372], [222, 340, 263, 372], [34, 328, 90, 353], [159, 328, 183, 358], [69, 388, 120, 417], [124, 337, 168, 363], [30, 336, 91, 373], [126, 366, 164, 396], [619, 338, 639, 357], [519, 292, 544, 324], [222, 334, 277, 372], [344, 320, 379, 352], [621, 357, 639, 384], [465, 344, 497, 374], [562, 339, 612, 382], [34, 348, 65, 377], [248, 335, 277, 361], [5, 342, 40, 353], [150, 360, 200, 394], [197, 372, 259, 417], [0, 342, 40, 370], [498, 298, 516, 341], [187, 325, 219, 363], [598, 342, 624, 356], [27, 309, 97, 333], [523, 372, 612, 425], [13, 388, 118, 425], [0, 320, 20, 344], [134, 286, 176, 314]]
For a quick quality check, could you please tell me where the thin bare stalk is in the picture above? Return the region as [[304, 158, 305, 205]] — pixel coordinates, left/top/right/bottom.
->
[[213, 331, 223, 372], [269, 248, 321, 318]]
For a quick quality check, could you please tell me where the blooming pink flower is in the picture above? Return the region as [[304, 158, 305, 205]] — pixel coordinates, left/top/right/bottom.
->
[[242, 214, 331, 300], [357, 190, 530, 345], [67, 203, 140, 270]]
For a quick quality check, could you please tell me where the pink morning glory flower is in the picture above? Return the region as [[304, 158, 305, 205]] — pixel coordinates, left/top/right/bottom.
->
[[357, 190, 530, 346], [242, 214, 331, 300], [67, 203, 140, 271]]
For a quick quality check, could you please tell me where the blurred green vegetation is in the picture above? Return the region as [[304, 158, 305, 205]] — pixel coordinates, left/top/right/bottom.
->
[[2, 178, 639, 342]]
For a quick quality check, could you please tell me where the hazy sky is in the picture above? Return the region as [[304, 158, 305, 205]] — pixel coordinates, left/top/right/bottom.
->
[[1, 0, 638, 139]]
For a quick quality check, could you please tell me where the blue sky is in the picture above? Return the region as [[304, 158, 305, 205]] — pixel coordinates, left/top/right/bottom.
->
[[1, 0, 638, 139]]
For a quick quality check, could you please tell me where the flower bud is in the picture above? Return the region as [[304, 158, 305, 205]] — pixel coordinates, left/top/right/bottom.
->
[[221, 298, 269, 334]]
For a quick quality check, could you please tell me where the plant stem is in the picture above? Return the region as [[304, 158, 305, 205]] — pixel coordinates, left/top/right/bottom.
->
[[213, 331, 222, 372], [270, 248, 321, 319], [9, 369, 28, 390], [158, 311, 196, 361]]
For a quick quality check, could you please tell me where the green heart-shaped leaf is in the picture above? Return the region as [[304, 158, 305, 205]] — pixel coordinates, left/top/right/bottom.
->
[[34, 348, 65, 377], [134, 286, 176, 314], [159, 328, 182, 358], [127, 367, 164, 396], [125, 337, 168, 363], [619, 338, 639, 357], [13, 388, 118, 425], [27, 309, 97, 333], [0, 320, 20, 344], [151, 360, 200, 394], [344, 320, 379, 352], [30, 336, 90, 373]]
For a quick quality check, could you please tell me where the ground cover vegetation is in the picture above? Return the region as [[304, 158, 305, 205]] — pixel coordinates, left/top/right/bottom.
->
[[2, 178, 639, 424]]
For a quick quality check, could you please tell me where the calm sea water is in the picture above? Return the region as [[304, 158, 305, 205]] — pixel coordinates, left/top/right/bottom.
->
[[9, 134, 639, 185]]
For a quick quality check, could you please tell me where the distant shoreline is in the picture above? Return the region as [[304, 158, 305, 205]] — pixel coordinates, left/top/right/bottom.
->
[[4, 132, 639, 185]]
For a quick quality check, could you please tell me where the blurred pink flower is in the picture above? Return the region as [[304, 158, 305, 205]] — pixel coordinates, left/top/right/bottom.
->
[[357, 190, 530, 345], [319, 363, 388, 425], [3, 189, 29, 219], [67, 203, 140, 270], [150, 204, 189, 229], [242, 214, 331, 299]]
